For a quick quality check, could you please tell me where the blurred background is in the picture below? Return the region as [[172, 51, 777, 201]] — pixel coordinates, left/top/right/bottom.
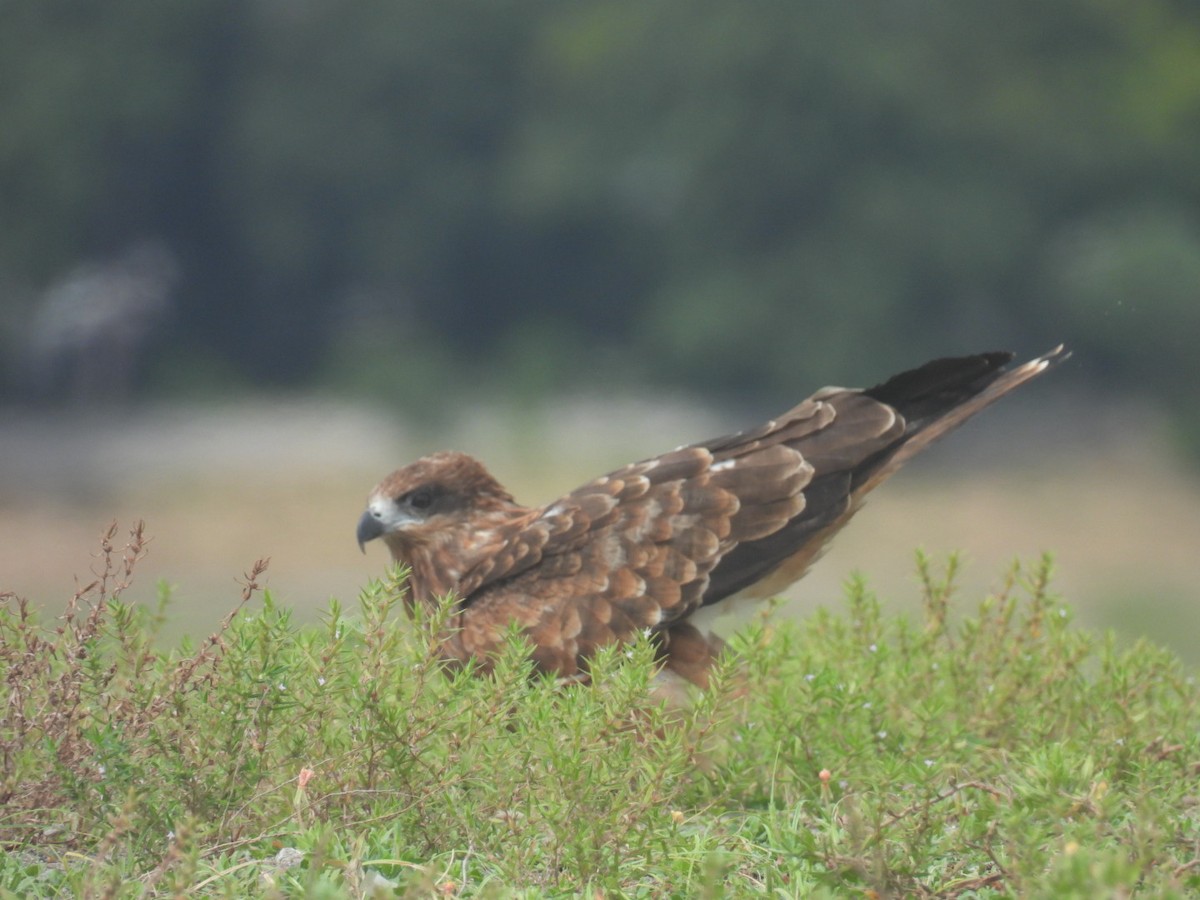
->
[[2, 1, 1198, 657]]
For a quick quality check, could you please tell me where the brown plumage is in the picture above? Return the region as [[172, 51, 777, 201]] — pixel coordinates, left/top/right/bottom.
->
[[357, 346, 1067, 689]]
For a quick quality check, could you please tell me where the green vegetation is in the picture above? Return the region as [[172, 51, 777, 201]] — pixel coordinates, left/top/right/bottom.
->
[[2, 524, 1198, 897]]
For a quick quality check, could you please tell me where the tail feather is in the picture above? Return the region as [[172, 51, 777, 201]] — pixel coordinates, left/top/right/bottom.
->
[[864, 351, 1015, 422], [858, 345, 1069, 487]]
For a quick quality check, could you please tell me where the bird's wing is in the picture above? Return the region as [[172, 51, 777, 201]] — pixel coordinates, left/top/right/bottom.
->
[[455, 441, 806, 605], [447, 407, 865, 673]]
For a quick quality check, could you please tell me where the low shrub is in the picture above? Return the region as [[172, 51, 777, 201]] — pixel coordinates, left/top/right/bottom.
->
[[1, 525, 1196, 897]]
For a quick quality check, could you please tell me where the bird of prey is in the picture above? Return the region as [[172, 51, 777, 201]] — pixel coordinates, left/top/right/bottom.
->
[[357, 347, 1066, 691]]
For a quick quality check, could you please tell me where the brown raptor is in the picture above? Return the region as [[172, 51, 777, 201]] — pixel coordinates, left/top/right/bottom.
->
[[357, 347, 1067, 688]]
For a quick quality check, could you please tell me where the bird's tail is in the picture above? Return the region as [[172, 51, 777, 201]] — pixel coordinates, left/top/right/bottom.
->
[[856, 344, 1069, 490]]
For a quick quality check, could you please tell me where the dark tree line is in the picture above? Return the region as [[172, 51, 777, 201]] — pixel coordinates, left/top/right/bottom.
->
[[2, 1, 1198, 448]]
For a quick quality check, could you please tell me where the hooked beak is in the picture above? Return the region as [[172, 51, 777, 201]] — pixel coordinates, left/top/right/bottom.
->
[[356, 509, 385, 552]]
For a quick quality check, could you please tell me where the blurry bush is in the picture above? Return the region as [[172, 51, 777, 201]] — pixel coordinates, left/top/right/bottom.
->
[[1, 1, 1197, 453]]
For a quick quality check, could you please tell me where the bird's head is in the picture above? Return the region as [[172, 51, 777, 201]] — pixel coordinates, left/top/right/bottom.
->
[[357, 451, 516, 553]]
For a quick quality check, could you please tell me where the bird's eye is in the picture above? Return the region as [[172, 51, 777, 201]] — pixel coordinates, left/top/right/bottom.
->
[[408, 488, 434, 510]]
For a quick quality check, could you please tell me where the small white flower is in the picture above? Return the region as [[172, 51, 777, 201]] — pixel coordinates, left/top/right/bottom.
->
[[277, 683, 287, 692], [924, 759, 934, 767], [862, 702, 872, 709], [869, 643, 877, 653], [877, 731, 887, 739], [805, 673, 816, 682], [317, 676, 326, 686], [97, 765, 106, 776]]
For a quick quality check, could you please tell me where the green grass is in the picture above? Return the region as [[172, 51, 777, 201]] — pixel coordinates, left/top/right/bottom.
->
[[1, 524, 1197, 897]]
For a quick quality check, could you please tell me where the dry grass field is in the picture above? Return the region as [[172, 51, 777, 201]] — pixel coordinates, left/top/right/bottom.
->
[[3, 391, 1198, 661]]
